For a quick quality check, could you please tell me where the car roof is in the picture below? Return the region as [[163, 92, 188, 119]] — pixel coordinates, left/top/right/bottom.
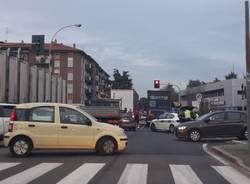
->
[[0, 103, 16, 106], [211, 110, 246, 114], [15, 103, 75, 109]]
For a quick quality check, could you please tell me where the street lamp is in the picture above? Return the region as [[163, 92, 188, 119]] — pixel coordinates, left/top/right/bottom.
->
[[47, 24, 82, 102], [48, 24, 82, 58]]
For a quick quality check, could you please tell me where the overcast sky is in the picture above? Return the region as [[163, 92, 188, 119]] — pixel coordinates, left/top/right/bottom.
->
[[0, 0, 246, 97]]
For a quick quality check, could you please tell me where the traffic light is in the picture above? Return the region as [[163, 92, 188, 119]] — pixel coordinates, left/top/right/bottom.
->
[[154, 80, 160, 88]]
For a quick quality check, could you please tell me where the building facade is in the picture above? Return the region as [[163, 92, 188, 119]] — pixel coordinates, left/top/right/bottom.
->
[[110, 89, 139, 112], [0, 40, 110, 104], [180, 79, 246, 111]]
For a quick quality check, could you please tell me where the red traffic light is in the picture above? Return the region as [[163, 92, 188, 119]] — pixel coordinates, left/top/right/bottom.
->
[[154, 80, 160, 88]]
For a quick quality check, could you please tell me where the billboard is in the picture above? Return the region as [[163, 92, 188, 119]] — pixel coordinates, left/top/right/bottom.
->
[[147, 90, 171, 111]]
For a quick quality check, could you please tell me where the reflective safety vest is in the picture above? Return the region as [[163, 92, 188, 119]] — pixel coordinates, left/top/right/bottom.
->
[[184, 110, 191, 119]]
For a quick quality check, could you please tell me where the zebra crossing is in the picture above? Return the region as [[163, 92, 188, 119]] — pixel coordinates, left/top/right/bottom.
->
[[0, 162, 249, 184]]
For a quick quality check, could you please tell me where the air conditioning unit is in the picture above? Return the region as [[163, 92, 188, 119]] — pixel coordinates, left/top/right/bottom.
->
[[35, 55, 50, 65]]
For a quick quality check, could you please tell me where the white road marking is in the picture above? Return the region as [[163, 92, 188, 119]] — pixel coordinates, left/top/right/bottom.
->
[[0, 163, 62, 184], [169, 164, 203, 184], [117, 164, 148, 184], [57, 163, 105, 184], [212, 166, 250, 184], [0, 162, 20, 172], [202, 143, 229, 165]]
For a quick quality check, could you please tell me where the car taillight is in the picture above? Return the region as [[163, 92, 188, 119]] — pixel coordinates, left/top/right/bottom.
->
[[10, 109, 16, 121], [9, 109, 16, 132]]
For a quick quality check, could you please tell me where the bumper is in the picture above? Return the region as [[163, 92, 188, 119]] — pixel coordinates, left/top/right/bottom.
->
[[117, 137, 128, 151], [175, 128, 188, 139], [3, 134, 11, 147]]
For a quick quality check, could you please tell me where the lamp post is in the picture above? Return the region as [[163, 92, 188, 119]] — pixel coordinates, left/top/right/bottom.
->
[[48, 24, 82, 59], [47, 24, 82, 102]]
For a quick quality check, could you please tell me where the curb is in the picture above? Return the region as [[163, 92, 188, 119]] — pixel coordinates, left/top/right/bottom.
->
[[210, 146, 250, 173]]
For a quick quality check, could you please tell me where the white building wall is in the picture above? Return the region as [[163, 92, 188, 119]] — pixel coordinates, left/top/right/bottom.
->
[[111, 89, 134, 111]]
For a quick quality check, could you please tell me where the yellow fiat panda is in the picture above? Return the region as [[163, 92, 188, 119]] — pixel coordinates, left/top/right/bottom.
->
[[4, 103, 128, 157]]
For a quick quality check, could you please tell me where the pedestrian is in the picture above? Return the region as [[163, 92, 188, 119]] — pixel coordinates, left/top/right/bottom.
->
[[184, 109, 191, 122]]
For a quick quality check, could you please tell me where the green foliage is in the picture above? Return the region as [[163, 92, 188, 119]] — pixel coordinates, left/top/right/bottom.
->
[[139, 97, 148, 110], [111, 69, 133, 89], [225, 72, 237, 80], [213, 77, 220, 83]]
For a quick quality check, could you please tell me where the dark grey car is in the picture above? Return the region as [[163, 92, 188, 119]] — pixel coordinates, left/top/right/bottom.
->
[[175, 110, 248, 142]]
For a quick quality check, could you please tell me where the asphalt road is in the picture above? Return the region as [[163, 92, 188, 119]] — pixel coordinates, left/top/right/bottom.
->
[[0, 128, 248, 184]]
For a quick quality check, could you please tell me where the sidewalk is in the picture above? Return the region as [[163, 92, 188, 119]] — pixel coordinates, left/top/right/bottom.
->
[[209, 140, 250, 173]]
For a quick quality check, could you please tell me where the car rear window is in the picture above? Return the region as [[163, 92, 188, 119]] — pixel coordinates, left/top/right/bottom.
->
[[0, 105, 15, 118]]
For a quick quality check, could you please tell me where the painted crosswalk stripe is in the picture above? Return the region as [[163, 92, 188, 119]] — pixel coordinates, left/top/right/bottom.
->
[[170, 165, 203, 184], [57, 163, 105, 184], [212, 166, 250, 184], [117, 164, 148, 184], [0, 163, 62, 184], [0, 162, 20, 172]]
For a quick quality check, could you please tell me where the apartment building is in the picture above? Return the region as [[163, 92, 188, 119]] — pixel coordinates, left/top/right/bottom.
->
[[0, 40, 110, 104]]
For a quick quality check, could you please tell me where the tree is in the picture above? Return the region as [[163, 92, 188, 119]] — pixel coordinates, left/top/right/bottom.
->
[[111, 69, 133, 89], [161, 83, 179, 102], [225, 72, 237, 80], [213, 77, 220, 83], [186, 80, 206, 88], [139, 97, 148, 111]]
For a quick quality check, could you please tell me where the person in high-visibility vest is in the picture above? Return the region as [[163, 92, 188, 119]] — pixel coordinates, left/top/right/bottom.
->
[[184, 109, 191, 122]]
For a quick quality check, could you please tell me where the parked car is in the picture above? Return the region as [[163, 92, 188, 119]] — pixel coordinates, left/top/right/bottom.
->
[[150, 112, 180, 133], [175, 110, 248, 142], [120, 113, 136, 131], [0, 103, 16, 141], [4, 103, 128, 157]]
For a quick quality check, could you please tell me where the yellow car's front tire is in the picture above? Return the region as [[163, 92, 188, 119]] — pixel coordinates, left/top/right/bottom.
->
[[96, 137, 117, 155]]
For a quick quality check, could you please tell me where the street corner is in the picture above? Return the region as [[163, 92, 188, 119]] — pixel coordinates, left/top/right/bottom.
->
[[203, 141, 250, 176]]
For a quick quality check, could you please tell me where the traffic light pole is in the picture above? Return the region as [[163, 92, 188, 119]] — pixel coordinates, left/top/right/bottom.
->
[[244, 1, 250, 151]]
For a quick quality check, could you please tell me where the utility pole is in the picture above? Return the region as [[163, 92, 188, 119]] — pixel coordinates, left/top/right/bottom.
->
[[244, 1, 250, 151]]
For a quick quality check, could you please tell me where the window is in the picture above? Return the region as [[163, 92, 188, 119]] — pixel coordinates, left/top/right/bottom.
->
[[241, 113, 247, 121], [0, 105, 15, 118], [227, 112, 241, 121], [29, 107, 54, 122], [54, 60, 60, 68], [67, 73, 73, 81], [15, 109, 29, 121], [68, 57, 73, 67], [54, 69, 60, 74], [59, 107, 90, 125], [67, 83, 73, 94], [209, 113, 225, 121], [167, 114, 175, 119]]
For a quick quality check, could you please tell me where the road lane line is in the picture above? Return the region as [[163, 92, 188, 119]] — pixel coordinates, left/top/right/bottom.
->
[[57, 163, 105, 184], [0, 163, 62, 184], [117, 164, 148, 184], [212, 166, 250, 184], [169, 165, 203, 184], [0, 162, 20, 172], [202, 143, 229, 165]]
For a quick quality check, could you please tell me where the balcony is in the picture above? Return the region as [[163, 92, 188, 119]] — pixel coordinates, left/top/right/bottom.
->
[[85, 88, 92, 96], [85, 75, 92, 84], [85, 63, 93, 73]]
